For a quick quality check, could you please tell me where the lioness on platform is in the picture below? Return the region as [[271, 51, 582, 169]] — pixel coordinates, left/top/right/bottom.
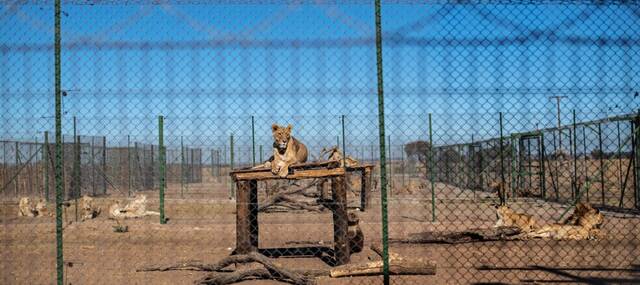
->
[[262, 124, 308, 177]]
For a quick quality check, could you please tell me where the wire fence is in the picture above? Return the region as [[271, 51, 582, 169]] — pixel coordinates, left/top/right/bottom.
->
[[1, 1, 640, 284]]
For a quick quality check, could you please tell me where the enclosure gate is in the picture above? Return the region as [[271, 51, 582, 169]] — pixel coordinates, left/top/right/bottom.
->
[[516, 133, 546, 199]]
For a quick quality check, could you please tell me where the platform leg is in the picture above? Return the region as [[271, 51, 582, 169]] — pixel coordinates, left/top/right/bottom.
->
[[361, 168, 372, 211], [332, 176, 350, 265], [236, 180, 258, 254]]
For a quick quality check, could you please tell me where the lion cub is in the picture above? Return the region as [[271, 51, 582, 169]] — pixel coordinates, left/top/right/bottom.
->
[[266, 124, 308, 177], [495, 205, 538, 232]]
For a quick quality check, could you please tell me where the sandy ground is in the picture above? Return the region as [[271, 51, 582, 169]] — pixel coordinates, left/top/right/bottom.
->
[[2, 179, 640, 285]]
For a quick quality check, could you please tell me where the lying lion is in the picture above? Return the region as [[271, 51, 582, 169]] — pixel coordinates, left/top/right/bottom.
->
[[527, 203, 604, 240], [495, 203, 604, 240], [109, 194, 159, 219], [18, 197, 51, 217], [494, 205, 538, 233], [80, 195, 101, 221], [255, 124, 308, 177]]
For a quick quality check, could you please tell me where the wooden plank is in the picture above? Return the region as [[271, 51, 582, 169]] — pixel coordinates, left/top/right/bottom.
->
[[332, 176, 350, 265], [233, 167, 345, 181], [230, 160, 341, 174], [236, 181, 253, 254], [346, 164, 375, 171]]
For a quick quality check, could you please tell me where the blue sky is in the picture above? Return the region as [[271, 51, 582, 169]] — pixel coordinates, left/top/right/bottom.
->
[[1, 2, 639, 164]]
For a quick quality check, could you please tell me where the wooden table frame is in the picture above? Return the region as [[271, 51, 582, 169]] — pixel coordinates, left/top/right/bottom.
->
[[230, 161, 373, 265]]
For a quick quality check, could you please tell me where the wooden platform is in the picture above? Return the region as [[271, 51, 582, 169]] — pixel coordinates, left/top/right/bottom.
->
[[229, 160, 374, 266]]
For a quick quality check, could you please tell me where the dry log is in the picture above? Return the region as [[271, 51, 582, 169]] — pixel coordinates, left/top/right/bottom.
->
[[329, 259, 436, 278], [328, 243, 436, 278], [390, 226, 522, 244]]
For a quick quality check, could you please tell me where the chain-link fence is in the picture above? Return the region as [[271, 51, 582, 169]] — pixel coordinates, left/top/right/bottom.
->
[[2, 1, 640, 284]]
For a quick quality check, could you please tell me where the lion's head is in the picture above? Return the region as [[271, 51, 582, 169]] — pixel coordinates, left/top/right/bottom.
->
[[496, 205, 513, 220], [574, 203, 603, 229], [272, 124, 292, 153]]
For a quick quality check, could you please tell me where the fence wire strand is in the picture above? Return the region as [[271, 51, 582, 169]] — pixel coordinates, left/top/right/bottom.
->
[[1, 1, 640, 284]]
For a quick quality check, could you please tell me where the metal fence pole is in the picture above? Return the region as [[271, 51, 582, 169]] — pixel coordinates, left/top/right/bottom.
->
[[499, 112, 505, 203], [158, 115, 166, 224], [583, 125, 589, 202], [373, 0, 389, 282], [54, 0, 64, 282], [91, 138, 95, 195], [252, 115, 256, 167], [44, 131, 49, 201], [429, 113, 435, 222], [598, 122, 604, 205], [341, 115, 346, 167], [633, 111, 640, 209], [388, 135, 392, 193], [15, 141, 19, 195], [181, 136, 185, 198], [230, 134, 235, 199], [616, 121, 625, 208], [127, 135, 131, 197], [102, 136, 106, 195], [572, 110, 578, 199], [134, 142, 139, 191]]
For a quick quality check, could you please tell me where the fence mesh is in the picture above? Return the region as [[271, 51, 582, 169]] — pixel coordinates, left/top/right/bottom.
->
[[1, 1, 639, 284]]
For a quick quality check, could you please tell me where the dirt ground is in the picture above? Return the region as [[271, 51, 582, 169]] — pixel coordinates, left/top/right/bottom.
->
[[2, 179, 640, 284]]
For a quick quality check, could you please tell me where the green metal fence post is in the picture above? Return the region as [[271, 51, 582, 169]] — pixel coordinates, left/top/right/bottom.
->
[[252, 115, 256, 167], [572, 110, 578, 199], [583, 125, 589, 202], [373, 0, 389, 282], [341, 115, 346, 167], [102, 136, 106, 195], [44, 131, 49, 202], [127, 135, 131, 197], [616, 121, 625, 208], [598, 122, 605, 205], [633, 110, 639, 209], [209, 149, 216, 178], [499, 112, 505, 204], [73, 117, 80, 222], [540, 132, 547, 199], [134, 142, 139, 191], [54, 0, 64, 282], [15, 141, 19, 195], [230, 134, 235, 199], [388, 135, 392, 193], [91, 137, 95, 195], [181, 136, 185, 198], [158, 115, 166, 224], [429, 113, 435, 222], [259, 145, 263, 164]]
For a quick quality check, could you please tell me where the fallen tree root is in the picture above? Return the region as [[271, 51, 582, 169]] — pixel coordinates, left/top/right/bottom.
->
[[138, 252, 325, 285], [139, 249, 436, 284], [391, 226, 522, 244]]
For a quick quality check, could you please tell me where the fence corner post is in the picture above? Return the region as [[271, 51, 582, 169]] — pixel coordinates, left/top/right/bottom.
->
[[158, 115, 166, 224]]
